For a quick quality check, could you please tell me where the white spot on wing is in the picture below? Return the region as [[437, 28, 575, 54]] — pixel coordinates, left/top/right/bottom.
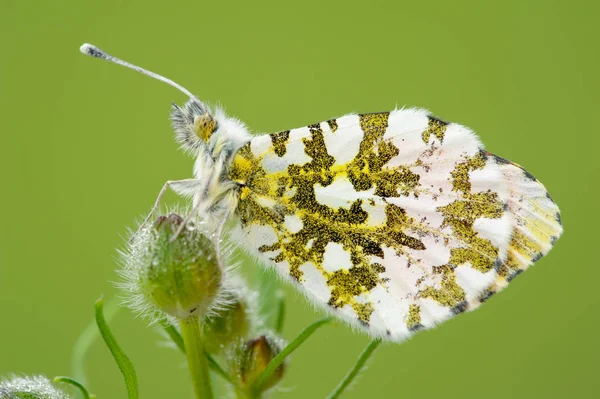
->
[[385, 109, 429, 164], [322, 115, 361, 166], [284, 214, 303, 234], [442, 123, 482, 155], [418, 298, 453, 328], [369, 285, 411, 338], [314, 177, 375, 208], [470, 163, 509, 201], [299, 262, 330, 302], [322, 242, 352, 273], [388, 195, 448, 230], [250, 135, 271, 157], [254, 195, 276, 209], [362, 198, 386, 227], [454, 265, 496, 300], [473, 214, 513, 256], [284, 127, 312, 164], [377, 246, 420, 298], [259, 126, 311, 173], [384, 109, 429, 139], [244, 224, 278, 247]]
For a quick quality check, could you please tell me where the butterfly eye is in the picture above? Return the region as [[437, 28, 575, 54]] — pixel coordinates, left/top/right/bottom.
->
[[194, 114, 217, 141]]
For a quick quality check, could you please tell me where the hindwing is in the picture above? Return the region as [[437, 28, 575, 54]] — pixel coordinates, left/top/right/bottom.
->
[[228, 109, 561, 341]]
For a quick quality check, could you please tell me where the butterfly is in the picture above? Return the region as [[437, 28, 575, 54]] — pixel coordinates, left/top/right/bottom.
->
[[81, 44, 562, 342]]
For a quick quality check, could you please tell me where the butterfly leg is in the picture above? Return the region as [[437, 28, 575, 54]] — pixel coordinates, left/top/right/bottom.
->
[[169, 199, 204, 243], [131, 178, 202, 242]]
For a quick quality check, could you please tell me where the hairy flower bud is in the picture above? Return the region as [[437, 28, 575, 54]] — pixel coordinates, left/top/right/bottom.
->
[[119, 213, 222, 321], [230, 334, 286, 392], [204, 289, 252, 354], [0, 376, 71, 399]]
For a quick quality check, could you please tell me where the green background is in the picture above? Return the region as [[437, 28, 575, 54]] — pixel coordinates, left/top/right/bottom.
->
[[1, 0, 598, 398]]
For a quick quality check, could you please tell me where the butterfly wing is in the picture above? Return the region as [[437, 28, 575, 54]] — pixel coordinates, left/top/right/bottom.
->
[[228, 109, 562, 341], [480, 153, 562, 297]]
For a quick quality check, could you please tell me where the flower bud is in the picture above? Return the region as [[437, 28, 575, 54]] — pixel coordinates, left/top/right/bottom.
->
[[0, 375, 71, 399], [204, 289, 252, 354], [231, 334, 286, 392], [119, 213, 222, 321]]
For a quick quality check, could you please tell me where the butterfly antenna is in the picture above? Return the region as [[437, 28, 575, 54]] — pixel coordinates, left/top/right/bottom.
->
[[80, 43, 198, 100]]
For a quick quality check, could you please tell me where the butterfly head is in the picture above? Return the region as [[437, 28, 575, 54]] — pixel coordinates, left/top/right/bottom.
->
[[171, 99, 218, 151]]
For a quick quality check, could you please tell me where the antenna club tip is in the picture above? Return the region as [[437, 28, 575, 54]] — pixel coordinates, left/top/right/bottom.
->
[[80, 43, 104, 58], [80, 43, 93, 54]]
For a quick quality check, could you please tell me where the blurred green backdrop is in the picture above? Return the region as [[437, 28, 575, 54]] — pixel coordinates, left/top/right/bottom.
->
[[1, 0, 598, 398]]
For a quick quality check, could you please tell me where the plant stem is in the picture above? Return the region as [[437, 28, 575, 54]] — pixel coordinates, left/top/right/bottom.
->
[[162, 322, 240, 388], [235, 386, 262, 399], [326, 338, 382, 399], [252, 316, 333, 393], [180, 316, 213, 399]]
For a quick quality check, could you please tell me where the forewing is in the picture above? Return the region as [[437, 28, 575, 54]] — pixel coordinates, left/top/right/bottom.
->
[[228, 109, 560, 341]]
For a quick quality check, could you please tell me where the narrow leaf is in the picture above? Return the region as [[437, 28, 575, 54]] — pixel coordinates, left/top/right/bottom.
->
[[326, 338, 382, 399], [205, 351, 239, 388], [274, 294, 285, 334], [95, 297, 139, 399], [162, 321, 186, 353], [54, 376, 93, 399], [252, 316, 333, 393], [72, 297, 119, 387]]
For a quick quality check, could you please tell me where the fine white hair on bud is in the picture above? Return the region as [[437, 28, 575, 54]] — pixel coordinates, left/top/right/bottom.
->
[[0, 375, 71, 399], [118, 212, 233, 323], [203, 278, 261, 354]]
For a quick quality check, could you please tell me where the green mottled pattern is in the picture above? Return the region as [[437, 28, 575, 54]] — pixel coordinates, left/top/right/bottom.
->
[[230, 114, 510, 325], [230, 113, 434, 324], [421, 116, 448, 144], [270, 130, 290, 157]]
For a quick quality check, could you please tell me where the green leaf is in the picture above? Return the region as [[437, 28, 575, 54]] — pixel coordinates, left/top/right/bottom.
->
[[72, 297, 119, 389], [205, 351, 240, 388], [252, 316, 333, 393], [274, 293, 285, 334], [95, 297, 139, 399], [162, 321, 186, 353], [53, 376, 93, 399], [326, 338, 382, 399]]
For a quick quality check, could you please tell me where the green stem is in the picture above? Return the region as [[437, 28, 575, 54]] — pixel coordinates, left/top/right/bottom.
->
[[326, 338, 382, 399], [252, 316, 333, 393], [162, 322, 238, 388], [179, 317, 213, 399], [235, 386, 261, 399], [54, 376, 93, 399]]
